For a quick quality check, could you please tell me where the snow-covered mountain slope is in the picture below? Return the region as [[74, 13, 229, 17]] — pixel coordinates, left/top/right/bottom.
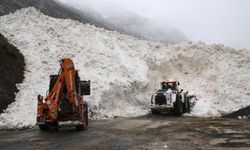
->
[[0, 0, 88, 23], [56, 0, 188, 44], [0, 8, 250, 129]]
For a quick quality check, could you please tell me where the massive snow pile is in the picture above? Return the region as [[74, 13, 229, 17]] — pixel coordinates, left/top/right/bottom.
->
[[0, 8, 250, 129]]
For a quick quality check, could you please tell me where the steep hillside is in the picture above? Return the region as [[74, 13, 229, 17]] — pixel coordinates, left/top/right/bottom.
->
[[0, 34, 25, 114], [0, 0, 88, 23], [56, 0, 188, 43], [0, 0, 188, 44], [0, 8, 249, 129]]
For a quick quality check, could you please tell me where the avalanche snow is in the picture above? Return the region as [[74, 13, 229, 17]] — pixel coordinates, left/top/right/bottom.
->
[[0, 8, 249, 129]]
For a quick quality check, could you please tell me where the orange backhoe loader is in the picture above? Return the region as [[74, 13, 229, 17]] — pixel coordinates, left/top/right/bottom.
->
[[36, 58, 90, 131]]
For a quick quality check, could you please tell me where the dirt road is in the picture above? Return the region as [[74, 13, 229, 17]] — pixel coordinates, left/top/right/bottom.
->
[[0, 115, 249, 150]]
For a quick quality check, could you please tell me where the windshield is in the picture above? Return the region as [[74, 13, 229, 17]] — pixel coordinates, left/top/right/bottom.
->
[[161, 82, 176, 90]]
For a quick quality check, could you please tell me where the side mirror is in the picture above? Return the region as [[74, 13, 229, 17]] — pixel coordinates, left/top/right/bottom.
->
[[80, 80, 91, 95]]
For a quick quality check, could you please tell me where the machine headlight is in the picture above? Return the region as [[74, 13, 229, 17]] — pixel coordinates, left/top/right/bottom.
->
[[166, 94, 170, 99], [171, 94, 176, 102]]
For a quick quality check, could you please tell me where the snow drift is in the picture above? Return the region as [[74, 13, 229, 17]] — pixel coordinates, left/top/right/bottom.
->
[[0, 8, 250, 129]]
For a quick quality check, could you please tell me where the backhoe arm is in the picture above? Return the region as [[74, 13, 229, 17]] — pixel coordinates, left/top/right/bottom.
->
[[43, 58, 79, 121], [37, 58, 91, 131]]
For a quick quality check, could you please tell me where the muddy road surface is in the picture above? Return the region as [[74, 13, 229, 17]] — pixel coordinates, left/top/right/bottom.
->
[[0, 115, 249, 150]]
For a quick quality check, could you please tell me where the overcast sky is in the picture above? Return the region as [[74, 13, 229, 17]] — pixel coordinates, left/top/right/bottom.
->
[[58, 0, 250, 50]]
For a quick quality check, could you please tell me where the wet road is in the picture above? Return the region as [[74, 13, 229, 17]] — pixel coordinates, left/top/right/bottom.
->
[[0, 115, 250, 150]]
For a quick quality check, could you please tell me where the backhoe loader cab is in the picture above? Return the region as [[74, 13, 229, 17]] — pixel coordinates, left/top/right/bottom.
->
[[37, 58, 90, 131]]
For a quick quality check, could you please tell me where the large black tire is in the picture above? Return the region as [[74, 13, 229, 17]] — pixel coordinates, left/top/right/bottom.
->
[[50, 122, 59, 131], [85, 103, 89, 126], [76, 104, 88, 130], [151, 108, 160, 115], [186, 97, 191, 113], [174, 94, 183, 116], [183, 94, 189, 113], [38, 124, 50, 131]]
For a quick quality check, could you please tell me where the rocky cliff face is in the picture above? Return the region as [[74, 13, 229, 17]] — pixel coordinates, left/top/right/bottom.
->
[[0, 0, 188, 44], [0, 0, 88, 23], [0, 34, 25, 113]]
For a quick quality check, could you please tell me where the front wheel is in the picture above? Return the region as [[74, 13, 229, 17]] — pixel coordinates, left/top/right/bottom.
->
[[174, 95, 183, 116], [76, 104, 88, 130]]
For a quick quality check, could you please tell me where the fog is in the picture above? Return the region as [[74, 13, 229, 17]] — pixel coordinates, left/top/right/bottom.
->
[[57, 0, 250, 50]]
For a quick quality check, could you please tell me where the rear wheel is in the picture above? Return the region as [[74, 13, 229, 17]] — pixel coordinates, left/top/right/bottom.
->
[[151, 108, 160, 115], [76, 105, 88, 130], [186, 97, 191, 113], [38, 124, 50, 131], [174, 94, 183, 116], [85, 104, 89, 126], [183, 94, 189, 113]]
